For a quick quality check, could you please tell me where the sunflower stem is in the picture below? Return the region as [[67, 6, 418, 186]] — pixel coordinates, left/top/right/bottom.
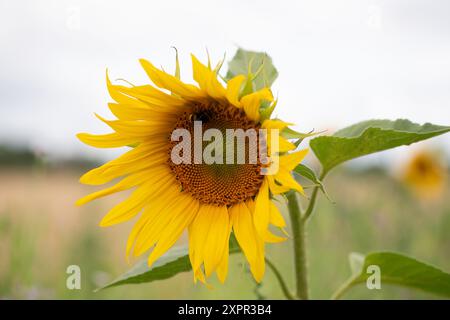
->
[[286, 191, 309, 300], [265, 257, 295, 300]]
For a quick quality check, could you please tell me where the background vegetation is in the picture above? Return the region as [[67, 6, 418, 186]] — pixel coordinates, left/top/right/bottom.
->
[[0, 145, 448, 299]]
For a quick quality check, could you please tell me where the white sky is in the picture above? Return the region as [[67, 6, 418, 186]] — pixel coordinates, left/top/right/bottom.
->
[[0, 0, 449, 165]]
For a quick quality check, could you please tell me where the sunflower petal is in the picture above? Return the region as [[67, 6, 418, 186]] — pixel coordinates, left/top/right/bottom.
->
[[216, 228, 230, 283], [274, 169, 305, 195], [100, 174, 176, 227], [253, 179, 270, 238], [108, 103, 180, 121], [279, 149, 309, 170], [148, 195, 199, 266], [76, 170, 152, 206], [140, 59, 203, 99], [226, 75, 246, 107], [263, 230, 286, 243], [94, 114, 174, 138], [189, 205, 230, 277], [77, 132, 138, 148], [191, 54, 226, 100], [262, 119, 293, 130], [269, 201, 286, 228], [266, 175, 291, 195], [80, 146, 168, 185], [229, 202, 265, 282], [131, 185, 182, 256], [240, 88, 273, 122]]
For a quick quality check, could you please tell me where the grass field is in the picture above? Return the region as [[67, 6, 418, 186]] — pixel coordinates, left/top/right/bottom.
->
[[0, 165, 449, 299]]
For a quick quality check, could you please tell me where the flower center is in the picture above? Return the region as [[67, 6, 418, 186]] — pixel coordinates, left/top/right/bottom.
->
[[168, 101, 265, 206]]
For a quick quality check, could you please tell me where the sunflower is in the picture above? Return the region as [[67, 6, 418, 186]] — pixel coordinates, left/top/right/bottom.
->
[[77, 54, 308, 283], [403, 150, 446, 200]]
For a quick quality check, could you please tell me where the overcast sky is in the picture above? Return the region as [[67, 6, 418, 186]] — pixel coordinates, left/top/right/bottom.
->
[[0, 0, 449, 165]]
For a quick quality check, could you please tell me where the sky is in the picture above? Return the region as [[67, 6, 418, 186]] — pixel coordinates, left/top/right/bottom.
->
[[0, 0, 449, 165]]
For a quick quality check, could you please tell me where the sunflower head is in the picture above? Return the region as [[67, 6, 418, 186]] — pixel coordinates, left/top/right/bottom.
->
[[403, 150, 447, 200], [77, 52, 308, 283]]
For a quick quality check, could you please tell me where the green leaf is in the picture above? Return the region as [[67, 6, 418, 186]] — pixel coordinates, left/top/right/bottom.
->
[[280, 127, 324, 147], [348, 252, 365, 275], [310, 119, 450, 174], [332, 252, 450, 299], [281, 127, 312, 140], [293, 164, 319, 184], [260, 99, 277, 122], [293, 164, 331, 200], [97, 235, 241, 290], [226, 48, 278, 91]]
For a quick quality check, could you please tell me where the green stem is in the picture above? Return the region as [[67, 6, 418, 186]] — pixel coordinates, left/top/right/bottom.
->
[[265, 258, 295, 300], [285, 170, 326, 299], [302, 171, 327, 222], [330, 275, 358, 300], [286, 191, 309, 299]]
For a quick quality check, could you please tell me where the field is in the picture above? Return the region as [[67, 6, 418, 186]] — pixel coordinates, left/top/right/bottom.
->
[[0, 165, 449, 299]]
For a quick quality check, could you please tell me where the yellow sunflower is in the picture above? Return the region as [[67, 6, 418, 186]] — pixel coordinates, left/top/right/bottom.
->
[[77, 54, 308, 283], [403, 150, 446, 200]]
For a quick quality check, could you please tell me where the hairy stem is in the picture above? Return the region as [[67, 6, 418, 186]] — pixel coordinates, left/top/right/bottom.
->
[[286, 191, 309, 299]]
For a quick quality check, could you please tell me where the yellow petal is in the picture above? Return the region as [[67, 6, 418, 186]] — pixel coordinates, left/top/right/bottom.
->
[[140, 59, 203, 99], [229, 202, 265, 282], [262, 119, 293, 130], [240, 88, 273, 122], [253, 179, 270, 238], [266, 131, 296, 153], [266, 175, 291, 195], [188, 229, 207, 284], [108, 103, 180, 121], [79, 144, 168, 185], [189, 205, 230, 277], [100, 174, 176, 227], [106, 71, 137, 105], [188, 205, 211, 272], [131, 185, 182, 256], [117, 84, 186, 109], [94, 114, 173, 138], [100, 189, 148, 227], [191, 54, 226, 100], [76, 168, 157, 206], [226, 75, 246, 107], [148, 195, 199, 266], [279, 149, 309, 170], [269, 201, 286, 228], [216, 230, 230, 283], [278, 136, 296, 152], [274, 169, 305, 195], [263, 230, 286, 243], [126, 209, 153, 259], [77, 132, 138, 148]]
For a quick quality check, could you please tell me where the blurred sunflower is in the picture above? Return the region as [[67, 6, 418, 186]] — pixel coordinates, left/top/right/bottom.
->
[[402, 150, 446, 200], [77, 54, 308, 283]]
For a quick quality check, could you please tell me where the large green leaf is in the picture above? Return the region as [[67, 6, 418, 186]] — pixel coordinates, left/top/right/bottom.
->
[[98, 235, 240, 290], [310, 119, 450, 174], [226, 48, 278, 91], [332, 252, 450, 299]]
